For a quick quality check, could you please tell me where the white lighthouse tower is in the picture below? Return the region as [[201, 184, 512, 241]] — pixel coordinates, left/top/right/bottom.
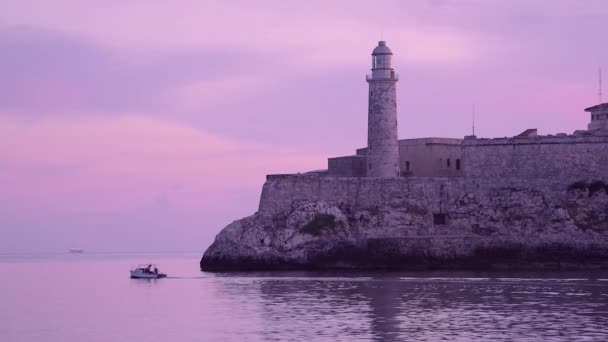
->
[[366, 41, 399, 177]]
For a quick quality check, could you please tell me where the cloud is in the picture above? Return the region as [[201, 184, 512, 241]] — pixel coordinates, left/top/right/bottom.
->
[[0, 27, 269, 116], [170, 74, 274, 110], [0, 115, 328, 214]]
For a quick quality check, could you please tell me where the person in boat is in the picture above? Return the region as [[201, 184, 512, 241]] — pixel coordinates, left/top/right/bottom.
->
[[153, 267, 158, 274]]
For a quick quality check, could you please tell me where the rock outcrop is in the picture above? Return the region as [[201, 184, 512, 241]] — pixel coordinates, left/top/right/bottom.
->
[[201, 175, 608, 271]]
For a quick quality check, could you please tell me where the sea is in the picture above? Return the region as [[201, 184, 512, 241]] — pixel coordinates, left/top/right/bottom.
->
[[1, 252, 608, 342]]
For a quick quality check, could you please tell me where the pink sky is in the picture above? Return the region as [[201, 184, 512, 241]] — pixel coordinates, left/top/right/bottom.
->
[[1, 0, 607, 253]]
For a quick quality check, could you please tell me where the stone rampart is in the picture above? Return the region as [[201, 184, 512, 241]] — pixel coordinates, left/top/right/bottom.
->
[[260, 174, 464, 215], [462, 132, 608, 191]]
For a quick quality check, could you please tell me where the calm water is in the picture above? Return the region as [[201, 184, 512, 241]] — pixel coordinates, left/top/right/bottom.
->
[[1, 253, 608, 341]]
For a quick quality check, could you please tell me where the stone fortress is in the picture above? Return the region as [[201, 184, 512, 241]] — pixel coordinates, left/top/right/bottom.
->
[[201, 41, 608, 271]]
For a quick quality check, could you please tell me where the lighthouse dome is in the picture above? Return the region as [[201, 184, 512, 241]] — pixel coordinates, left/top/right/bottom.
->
[[372, 41, 393, 55]]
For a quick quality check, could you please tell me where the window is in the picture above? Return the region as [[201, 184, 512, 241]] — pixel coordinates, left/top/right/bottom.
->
[[456, 159, 461, 170], [369, 163, 372, 170], [373, 55, 391, 69], [433, 213, 447, 225], [370, 91, 374, 97], [447, 159, 451, 168], [406, 161, 410, 172]]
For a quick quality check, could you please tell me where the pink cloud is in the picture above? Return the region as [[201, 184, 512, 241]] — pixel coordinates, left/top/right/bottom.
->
[[0, 116, 327, 214]]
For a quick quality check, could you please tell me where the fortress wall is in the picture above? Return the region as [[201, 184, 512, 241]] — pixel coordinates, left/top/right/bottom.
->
[[259, 174, 464, 215], [462, 133, 608, 191], [260, 134, 608, 215]]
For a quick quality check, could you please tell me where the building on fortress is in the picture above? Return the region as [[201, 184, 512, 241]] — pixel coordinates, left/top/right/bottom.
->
[[328, 138, 463, 178], [586, 103, 608, 131], [326, 41, 608, 183]]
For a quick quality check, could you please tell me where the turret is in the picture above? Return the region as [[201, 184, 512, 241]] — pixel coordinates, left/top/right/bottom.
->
[[585, 103, 608, 131]]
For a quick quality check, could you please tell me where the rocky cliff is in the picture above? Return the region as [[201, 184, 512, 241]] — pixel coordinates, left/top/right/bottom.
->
[[200, 175, 608, 271]]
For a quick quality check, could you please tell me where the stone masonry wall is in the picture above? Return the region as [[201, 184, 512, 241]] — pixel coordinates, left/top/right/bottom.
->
[[328, 155, 367, 177], [259, 174, 462, 216], [462, 132, 608, 191]]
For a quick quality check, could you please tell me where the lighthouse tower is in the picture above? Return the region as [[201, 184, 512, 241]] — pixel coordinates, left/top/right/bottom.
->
[[366, 41, 399, 177]]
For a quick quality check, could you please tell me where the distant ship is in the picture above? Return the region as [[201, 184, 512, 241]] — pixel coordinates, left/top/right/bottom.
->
[[68, 248, 84, 253]]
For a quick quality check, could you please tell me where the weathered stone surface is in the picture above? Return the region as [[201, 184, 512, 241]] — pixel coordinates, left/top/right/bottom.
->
[[327, 155, 367, 177], [367, 79, 399, 177], [462, 132, 608, 191], [200, 176, 608, 271]]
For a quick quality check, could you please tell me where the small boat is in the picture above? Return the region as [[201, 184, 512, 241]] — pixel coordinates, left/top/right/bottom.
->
[[69, 248, 84, 253], [130, 264, 167, 279]]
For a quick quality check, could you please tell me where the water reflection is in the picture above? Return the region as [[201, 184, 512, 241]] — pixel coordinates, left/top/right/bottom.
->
[[211, 272, 608, 341], [2, 258, 607, 342]]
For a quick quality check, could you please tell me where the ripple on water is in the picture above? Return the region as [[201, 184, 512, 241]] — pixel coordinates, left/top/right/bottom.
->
[[3, 260, 608, 342]]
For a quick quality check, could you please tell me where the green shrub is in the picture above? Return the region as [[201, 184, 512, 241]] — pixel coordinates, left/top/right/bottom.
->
[[567, 181, 587, 192], [588, 181, 607, 196], [300, 213, 336, 236]]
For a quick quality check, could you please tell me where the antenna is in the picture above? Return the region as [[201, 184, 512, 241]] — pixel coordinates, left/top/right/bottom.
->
[[599, 67, 603, 105], [472, 104, 476, 136]]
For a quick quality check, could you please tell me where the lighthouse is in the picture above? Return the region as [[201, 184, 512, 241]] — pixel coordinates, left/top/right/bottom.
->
[[366, 41, 399, 177]]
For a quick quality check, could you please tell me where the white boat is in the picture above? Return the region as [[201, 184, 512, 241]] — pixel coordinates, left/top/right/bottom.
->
[[130, 264, 167, 279], [69, 248, 84, 253]]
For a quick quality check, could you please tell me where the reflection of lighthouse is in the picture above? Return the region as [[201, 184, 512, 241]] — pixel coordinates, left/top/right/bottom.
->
[[366, 41, 400, 177]]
